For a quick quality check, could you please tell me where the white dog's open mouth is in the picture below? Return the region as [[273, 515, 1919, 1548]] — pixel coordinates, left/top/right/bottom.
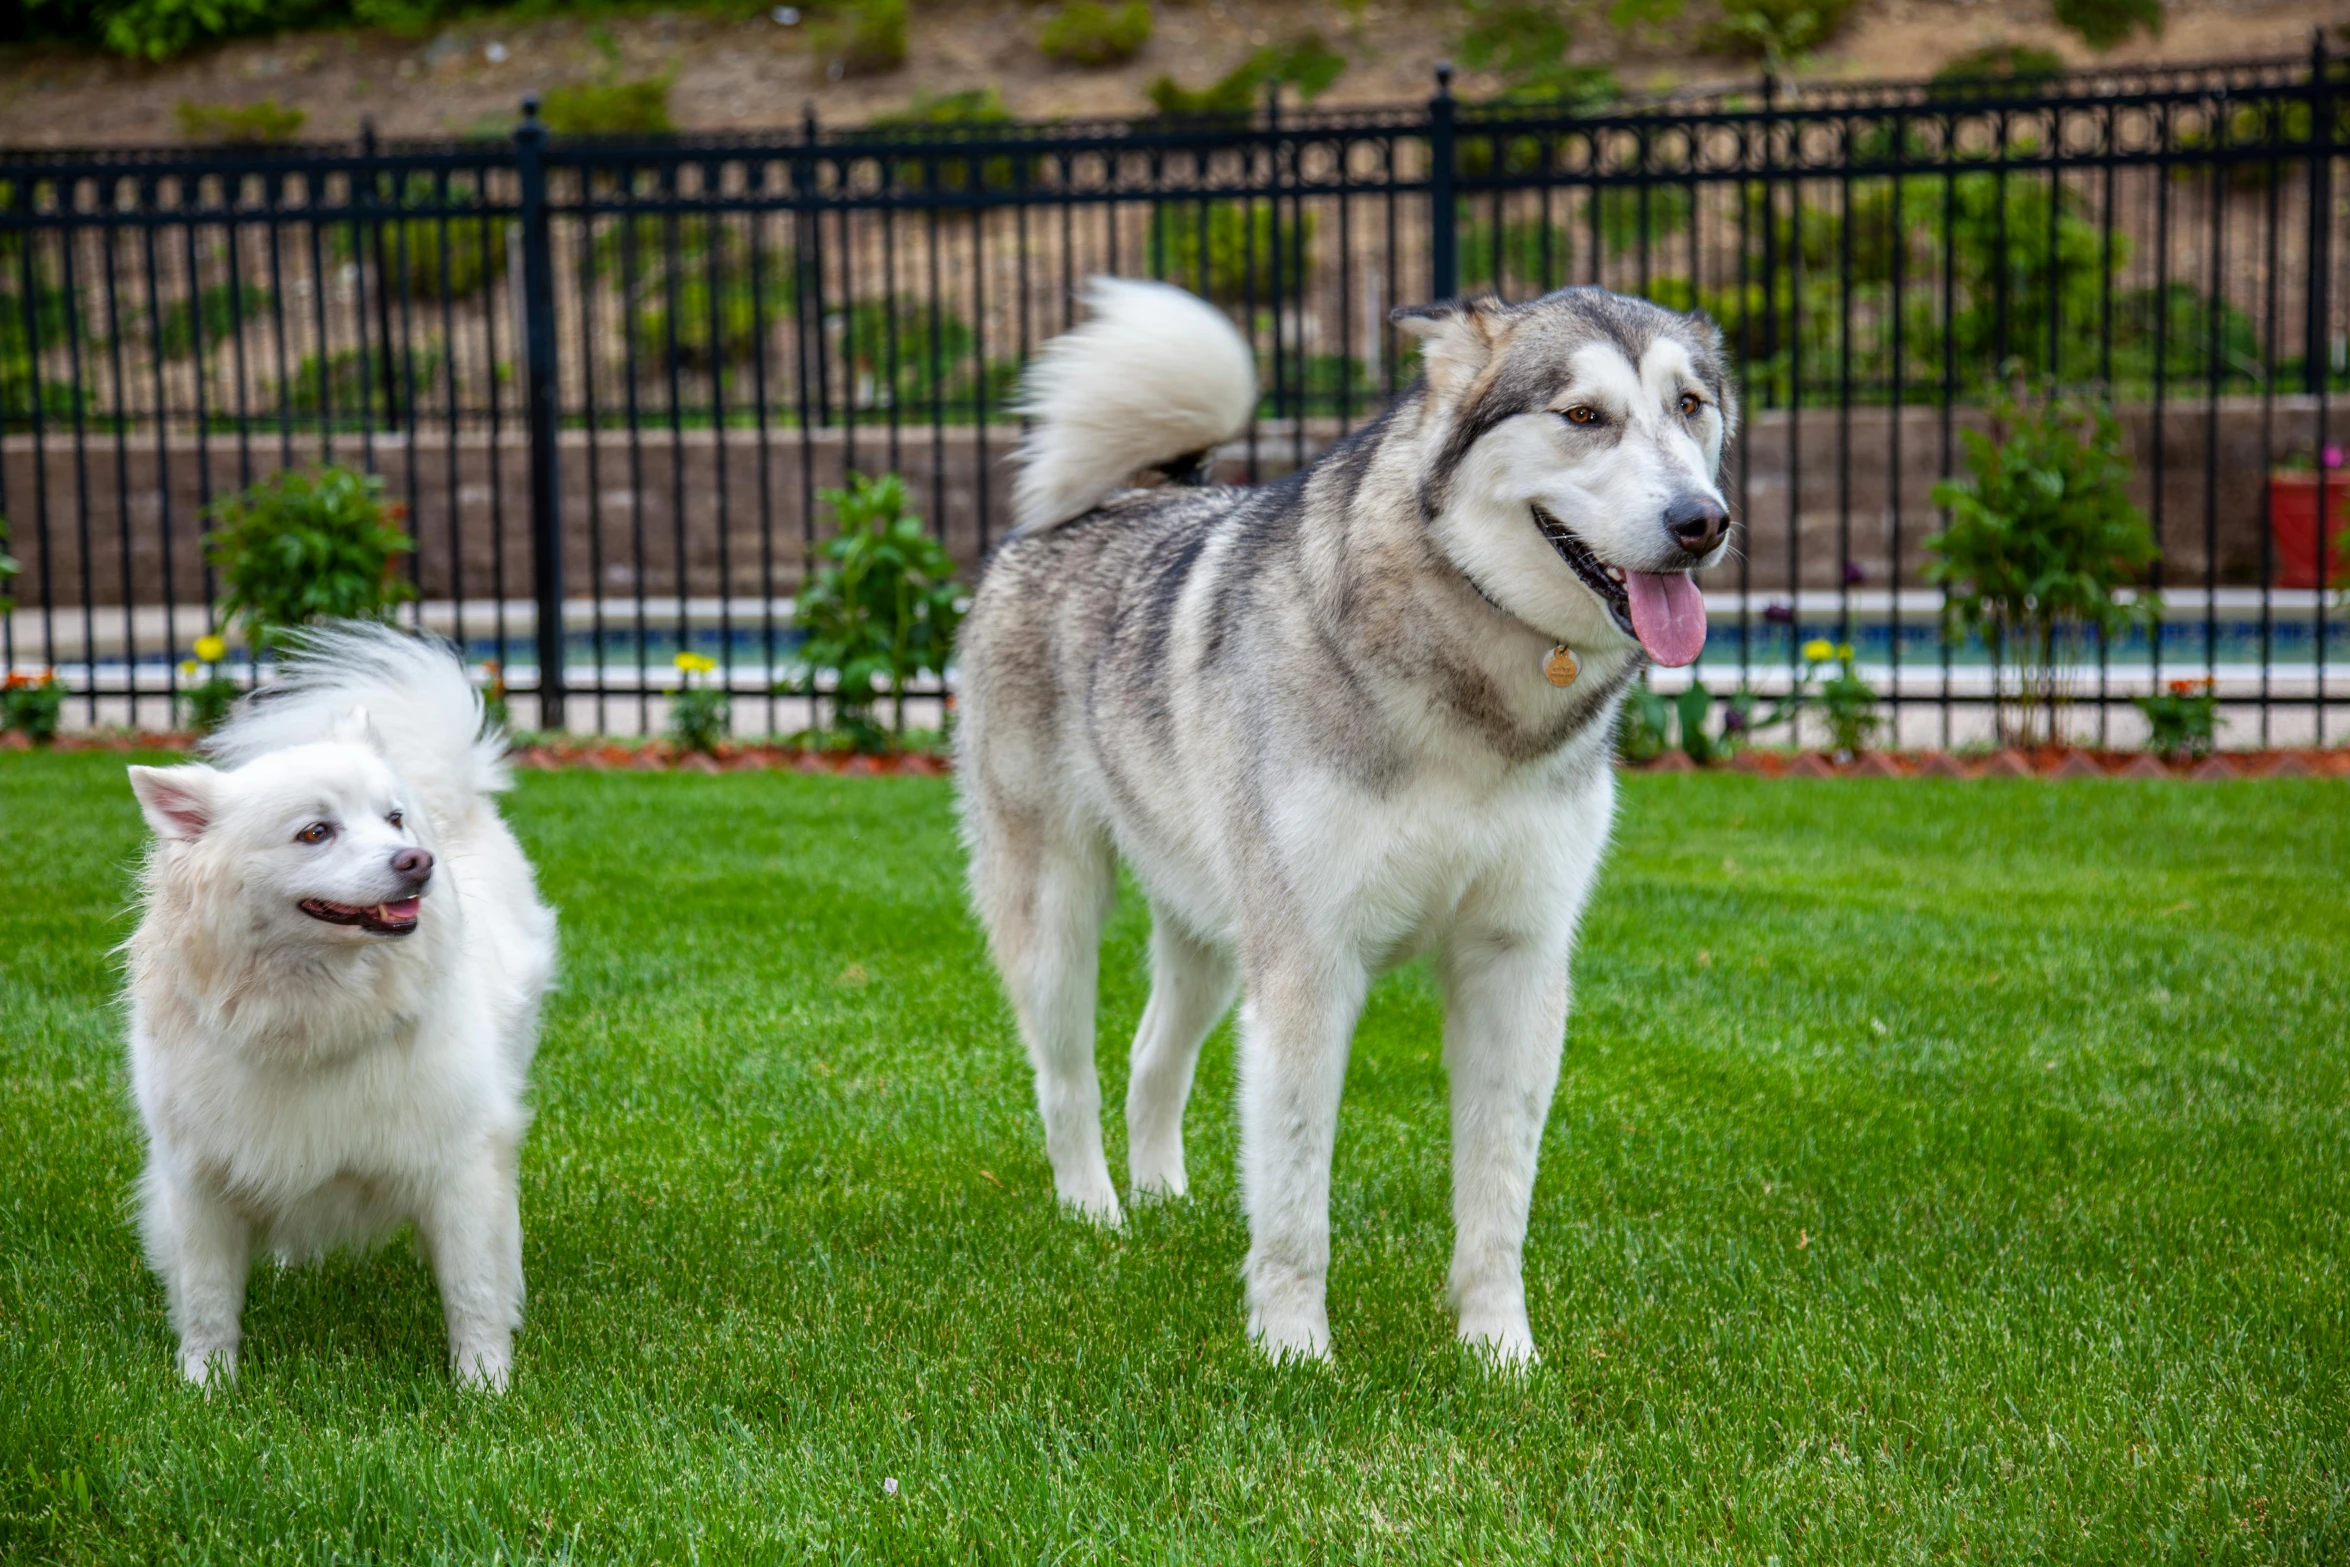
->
[[1530, 505, 1708, 668], [299, 897, 422, 936]]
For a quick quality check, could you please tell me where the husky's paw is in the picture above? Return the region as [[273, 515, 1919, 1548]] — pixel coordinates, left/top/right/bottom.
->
[[1127, 1144, 1189, 1202], [177, 1342, 238, 1390], [1248, 1306, 1333, 1366], [1457, 1312, 1540, 1372], [1056, 1182, 1125, 1228], [451, 1338, 513, 1393]]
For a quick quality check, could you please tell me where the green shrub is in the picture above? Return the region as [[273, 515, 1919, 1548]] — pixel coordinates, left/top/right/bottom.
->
[[870, 89, 1033, 193], [2134, 677, 2219, 760], [1147, 34, 1345, 116], [1706, 0, 1857, 65], [1148, 203, 1316, 306], [667, 651, 731, 754], [177, 637, 240, 734], [347, 184, 512, 300], [2053, 0, 2160, 51], [1, 668, 63, 743], [174, 98, 306, 145], [835, 297, 1014, 417], [1038, 1, 1151, 68], [96, 0, 333, 62], [1929, 43, 2066, 96], [149, 284, 272, 361], [1926, 391, 2158, 744], [541, 77, 675, 138], [641, 273, 794, 371], [203, 465, 417, 652], [811, 0, 909, 79], [272, 343, 445, 422], [790, 471, 964, 749], [1454, 1, 1618, 105]]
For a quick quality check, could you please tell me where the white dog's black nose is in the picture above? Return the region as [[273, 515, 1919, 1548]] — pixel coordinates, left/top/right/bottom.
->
[[1665, 497, 1730, 557], [391, 847, 434, 885]]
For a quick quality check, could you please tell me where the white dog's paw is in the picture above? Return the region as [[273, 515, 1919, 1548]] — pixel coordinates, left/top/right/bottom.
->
[[177, 1342, 238, 1390], [1458, 1313, 1540, 1372], [1248, 1306, 1333, 1365], [1127, 1145, 1189, 1202], [451, 1339, 513, 1393], [1055, 1174, 1125, 1228]]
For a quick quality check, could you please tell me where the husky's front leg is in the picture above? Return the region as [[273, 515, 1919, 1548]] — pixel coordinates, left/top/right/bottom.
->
[[1237, 955, 1369, 1363], [1438, 931, 1572, 1368], [142, 1164, 251, 1387], [418, 1143, 525, 1391]]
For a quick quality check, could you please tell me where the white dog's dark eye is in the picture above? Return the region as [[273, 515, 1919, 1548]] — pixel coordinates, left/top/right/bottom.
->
[[1679, 392, 1705, 416], [1562, 405, 1599, 426], [296, 822, 332, 846], [387, 810, 403, 829]]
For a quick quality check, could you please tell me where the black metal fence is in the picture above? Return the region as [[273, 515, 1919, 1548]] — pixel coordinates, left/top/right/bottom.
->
[[3, 44, 2345, 745]]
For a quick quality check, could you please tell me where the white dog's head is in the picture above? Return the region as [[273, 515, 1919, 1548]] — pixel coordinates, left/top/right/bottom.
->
[[129, 710, 437, 944], [1396, 287, 1739, 667]]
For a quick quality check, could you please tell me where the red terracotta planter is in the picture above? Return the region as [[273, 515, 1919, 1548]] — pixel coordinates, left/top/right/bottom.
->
[[2270, 472, 2350, 588]]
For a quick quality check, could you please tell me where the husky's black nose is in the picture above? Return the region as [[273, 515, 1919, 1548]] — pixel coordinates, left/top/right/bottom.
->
[[390, 847, 434, 885], [1666, 496, 1730, 557]]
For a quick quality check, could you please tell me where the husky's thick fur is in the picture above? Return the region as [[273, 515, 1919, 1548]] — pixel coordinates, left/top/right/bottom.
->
[[959, 278, 1735, 1364], [124, 623, 557, 1389]]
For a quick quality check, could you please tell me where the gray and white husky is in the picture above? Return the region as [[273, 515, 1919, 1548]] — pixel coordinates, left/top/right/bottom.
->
[[957, 278, 1735, 1365]]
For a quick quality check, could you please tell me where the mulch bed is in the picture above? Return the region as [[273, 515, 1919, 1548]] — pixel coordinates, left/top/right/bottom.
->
[[15, 730, 2344, 780]]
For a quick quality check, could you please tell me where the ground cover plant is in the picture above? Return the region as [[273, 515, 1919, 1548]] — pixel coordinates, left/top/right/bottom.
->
[[2, 753, 2346, 1561]]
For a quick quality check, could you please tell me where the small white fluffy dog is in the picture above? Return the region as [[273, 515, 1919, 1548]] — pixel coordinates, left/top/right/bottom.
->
[[123, 622, 556, 1390]]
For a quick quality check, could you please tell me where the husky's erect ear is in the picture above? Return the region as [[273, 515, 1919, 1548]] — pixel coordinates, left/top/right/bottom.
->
[[128, 764, 221, 842], [1392, 297, 1511, 400]]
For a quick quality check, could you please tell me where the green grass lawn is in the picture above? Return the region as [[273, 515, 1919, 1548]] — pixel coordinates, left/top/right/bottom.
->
[[3, 752, 2347, 1563]]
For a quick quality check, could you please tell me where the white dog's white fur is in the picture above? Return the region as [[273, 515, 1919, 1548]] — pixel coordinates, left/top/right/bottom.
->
[[123, 622, 556, 1390]]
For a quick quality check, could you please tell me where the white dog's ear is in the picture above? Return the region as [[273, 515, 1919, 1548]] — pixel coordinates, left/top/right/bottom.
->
[[1392, 297, 1511, 400], [128, 764, 221, 842], [330, 705, 380, 750]]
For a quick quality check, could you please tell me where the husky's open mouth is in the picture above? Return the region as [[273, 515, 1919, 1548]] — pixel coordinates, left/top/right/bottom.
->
[[1530, 504, 1709, 668], [299, 897, 422, 936]]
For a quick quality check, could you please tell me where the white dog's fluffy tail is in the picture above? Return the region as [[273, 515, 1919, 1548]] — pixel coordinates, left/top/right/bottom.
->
[[1010, 277, 1257, 535], [204, 621, 509, 832]]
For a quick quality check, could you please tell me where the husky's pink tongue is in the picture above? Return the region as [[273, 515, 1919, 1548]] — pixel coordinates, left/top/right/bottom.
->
[[1624, 571, 1707, 667]]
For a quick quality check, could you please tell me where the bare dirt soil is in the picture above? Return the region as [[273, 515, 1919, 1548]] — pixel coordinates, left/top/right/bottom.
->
[[0, 0, 2341, 149]]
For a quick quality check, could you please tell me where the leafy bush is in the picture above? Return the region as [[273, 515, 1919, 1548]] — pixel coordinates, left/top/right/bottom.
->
[[791, 471, 964, 749], [1926, 392, 2158, 745], [870, 89, 1034, 193], [668, 651, 730, 754], [1800, 638, 1883, 755], [1454, 1, 1618, 105], [2134, 677, 2218, 760], [1707, 0, 1857, 66], [345, 183, 512, 300], [2053, 0, 2161, 51], [203, 465, 417, 652], [1038, 1, 1151, 68], [833, 297, 1013, 417], [1148, 203, 1316, 306], [541, 77, 675, 138], [149, 284, 272, 361], [641, 273, 794, 371], [175, 98, 306, 145], [1, 669, 63, 743], [94, 0, 331, 62], [1929, 43, 2066, 96], [811, 0, 908, 79], [272, 343, 445, 422], [1147, 35, 1345, 116], [178, 633, 239, 734]]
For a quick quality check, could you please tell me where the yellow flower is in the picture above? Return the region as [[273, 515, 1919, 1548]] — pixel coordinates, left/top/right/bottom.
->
[[194, 633, 227, 664], [178, 660, 198, 679], [1801, 638, 1834, 663], [674, 651, 716, 675], [1835, 642, 1854, 661]]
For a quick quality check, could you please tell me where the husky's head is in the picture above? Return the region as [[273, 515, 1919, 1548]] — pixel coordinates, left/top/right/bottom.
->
[[1395, 287, 1738, 667], [129, 710, 437, 944]]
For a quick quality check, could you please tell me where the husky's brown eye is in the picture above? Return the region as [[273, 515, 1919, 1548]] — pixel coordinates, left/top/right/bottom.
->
[[1679, 392, 1705, 416], [387, 810, 403, 829], [296, 822, 332, 846], [1562, 405, 1599, 425]]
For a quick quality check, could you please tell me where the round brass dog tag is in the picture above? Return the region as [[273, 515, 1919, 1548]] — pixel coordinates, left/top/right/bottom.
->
[[1542, 646, 1581, 688]]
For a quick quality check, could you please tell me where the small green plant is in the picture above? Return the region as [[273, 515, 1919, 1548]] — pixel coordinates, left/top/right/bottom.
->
[[790, 471, 964, 751], [1039, 1, 1152, 68], [149, 284, 272, 361], [1926, 389, 2159, 746], [1707, 0, 1856, 76], [541, 77, 676, 138], [203, 465, 417, 653], [2, 667, 63, 743], [1147, 35, 1345, 116], [1455, 1, 1620, 105], [2053, 0, 2161, 51], [479, 658, 513, 734], [2134, 677, 2219, 760], [175, 97, 306, 145], [177, 631, 240, 734], [1801, 638, 1883, 756], [812, 0, 909, 79], [669, 650, 731, 754], [1929, 42, 2066, 95]]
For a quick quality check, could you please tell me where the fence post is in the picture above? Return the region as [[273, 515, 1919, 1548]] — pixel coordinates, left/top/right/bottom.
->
[[2309, 30, 2334, 396], [361, 120, 401, 436], [515, 96, 566, 732], [1429, 62, 1457, 301]]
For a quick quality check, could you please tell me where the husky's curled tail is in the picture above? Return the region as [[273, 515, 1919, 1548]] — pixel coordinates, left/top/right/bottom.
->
[[205, 620, 510, 840], [1010, 277, 1258, 535]]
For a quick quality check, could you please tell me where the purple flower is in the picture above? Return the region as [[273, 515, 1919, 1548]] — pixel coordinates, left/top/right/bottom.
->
[[1763, 602, 1795, 624], [1843, 558, 1867, 586], [2326, 444, 2345, 470]]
